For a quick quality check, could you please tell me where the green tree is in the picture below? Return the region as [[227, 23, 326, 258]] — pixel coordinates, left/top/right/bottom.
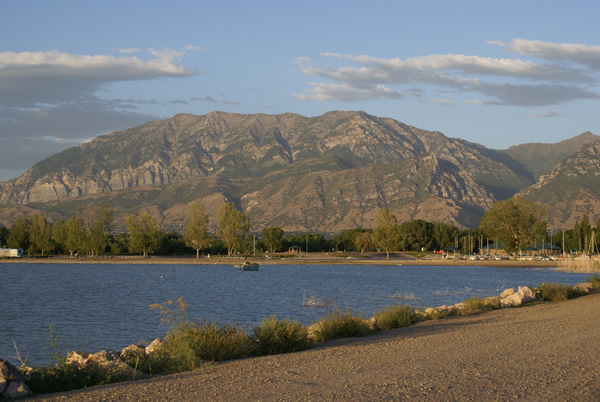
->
[[64, 214, 85, 256], [183, 202, 211, 259], [109, 232, 129, 255], [217, 202, 250, 258], [52, 219, 67, 254], [0, 225, 8, 247], [398, 219, 434, 251], [262, 226, 284, 253], [332, 228, 363, 252], [30, 213, 53, 256], [373, 209, 400, 259], [480, 197, 547, 254], [432, 222, 458, 250], [83, 205, 113, 257], [353, 231, 376, 255], [126, 212, 162, 258], [580, 214, 592, 253], [7, 216, 31, 251]]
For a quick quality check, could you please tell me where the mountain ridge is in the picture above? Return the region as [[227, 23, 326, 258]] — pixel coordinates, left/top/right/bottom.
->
[[0, 111, 597, 231]]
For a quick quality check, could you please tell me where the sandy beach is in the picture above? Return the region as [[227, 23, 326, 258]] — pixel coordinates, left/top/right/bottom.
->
[[25, 291, 600, 401]]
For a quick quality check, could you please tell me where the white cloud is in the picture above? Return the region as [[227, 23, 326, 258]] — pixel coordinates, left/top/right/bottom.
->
[[295, 39, 600, 107], [504, 39, 600, 69], [428, 98, 453, 106], [119, 48, 139, 54], [0, 47, 200, 181], [514, 110, 561, 119]]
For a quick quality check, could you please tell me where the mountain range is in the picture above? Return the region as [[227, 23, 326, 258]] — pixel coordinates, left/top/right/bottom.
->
[[0, 111, 597, 233]]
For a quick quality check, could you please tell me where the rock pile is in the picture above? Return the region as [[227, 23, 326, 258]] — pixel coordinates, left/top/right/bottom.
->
[[62, 338, 163, 377], [0, 358, 32, 399], [422, 282, 594, 316]]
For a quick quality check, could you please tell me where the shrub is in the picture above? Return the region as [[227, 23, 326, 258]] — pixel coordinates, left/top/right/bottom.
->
[[23, 361, 123, 394], [458, 297, 501, 316], [536, 283, 585, 302], [186, 321, 254, 362], [589, 275, 600, 291], [312, 307, 374, 343], [146, 298, 254, 374], [253, 315, 312, 355], [373, 304, 416, 330]]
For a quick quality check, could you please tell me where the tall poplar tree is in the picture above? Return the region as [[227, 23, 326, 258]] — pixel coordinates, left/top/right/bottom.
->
[[7, 215, 31, 251], [183, 202, 210, 259], [373, 208, 400, 259], [65, 214, 85, 256], [126, 212, 162, 258], [30, 213, 53, 256], [217, 202, 250, 258], [83, 205, 113, 256], [262, 226, 284, 253]]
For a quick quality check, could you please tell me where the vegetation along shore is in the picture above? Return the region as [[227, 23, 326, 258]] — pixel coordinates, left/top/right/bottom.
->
[[2, 277, 599, 400], [2, 196, 600, 273]]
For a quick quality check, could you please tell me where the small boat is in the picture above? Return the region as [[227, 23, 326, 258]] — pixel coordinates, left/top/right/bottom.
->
[[234, 262, 260, 271]]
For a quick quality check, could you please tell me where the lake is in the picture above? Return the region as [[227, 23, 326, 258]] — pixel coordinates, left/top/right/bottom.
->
[[0, 262, 592, 366]]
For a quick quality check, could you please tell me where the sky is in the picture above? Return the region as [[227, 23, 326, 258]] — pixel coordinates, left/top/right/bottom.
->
[[1, 0, 600, 181]]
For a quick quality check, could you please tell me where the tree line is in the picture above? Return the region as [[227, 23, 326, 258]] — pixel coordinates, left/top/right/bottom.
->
[[0, 197, 598, 258]]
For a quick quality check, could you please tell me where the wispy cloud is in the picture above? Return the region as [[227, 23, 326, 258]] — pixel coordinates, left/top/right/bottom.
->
[[428, 98, 453, 106], [294, 39, 600, 107], [515, 110, 561, 119]]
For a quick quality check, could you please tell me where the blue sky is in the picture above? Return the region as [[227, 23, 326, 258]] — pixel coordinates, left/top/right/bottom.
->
[[1, 0, 600, 181]]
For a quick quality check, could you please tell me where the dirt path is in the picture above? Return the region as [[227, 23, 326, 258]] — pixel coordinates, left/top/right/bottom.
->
[[29, 293, 600, 401]]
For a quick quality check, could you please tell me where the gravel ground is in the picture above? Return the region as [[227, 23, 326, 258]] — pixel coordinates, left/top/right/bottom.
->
[[28, 293, 600, 401]]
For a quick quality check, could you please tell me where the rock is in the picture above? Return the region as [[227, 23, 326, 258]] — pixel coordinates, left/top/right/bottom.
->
[[517, 286, 536, 303], [575, 282, 593, 294], [501, 292, 524, 307], [0, 358, 32, 399], [145, 338, 162, 356], [121, 344, 145, 362], [453, 303, 466, 311], [4, 381, 32, 399], [500, 288, 515, 298], [86, 350, 120, 365], [66, 350, 87, 366], [0, 358, 22, 381]]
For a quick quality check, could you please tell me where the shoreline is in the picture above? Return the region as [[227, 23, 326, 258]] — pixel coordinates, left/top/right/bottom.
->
[[27, 292, 600, 400], [0, 254, 566, 268]]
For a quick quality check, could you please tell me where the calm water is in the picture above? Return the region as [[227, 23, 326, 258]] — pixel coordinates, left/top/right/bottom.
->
[[0, 262, 592, 366]]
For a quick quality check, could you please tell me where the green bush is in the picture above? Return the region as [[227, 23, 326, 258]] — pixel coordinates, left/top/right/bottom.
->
[[147, 321, 254, 374], [373, 304, 416, 330], [253, 315, 312, 355], [145, 298, 254, 374], [458, 297, 501, 316], [312, 307, 374, 343], [23, 361, 124, 394], [589, 275, 600, 291], [186, 321, 254, 362], [536, 283, 585, 302]]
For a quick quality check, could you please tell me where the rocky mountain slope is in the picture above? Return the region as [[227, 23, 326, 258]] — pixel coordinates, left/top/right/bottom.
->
[[518, 138, 600, 229], [0, 111, 596, 232], [499, 132, 599, 181]]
